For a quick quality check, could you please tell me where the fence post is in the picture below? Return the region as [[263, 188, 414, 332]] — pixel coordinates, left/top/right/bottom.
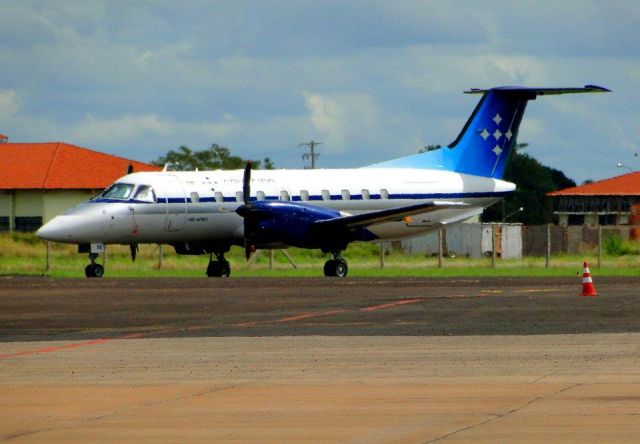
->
[[438, 228, 443, 268], [45, 241, 51, 273], [379, 242, 385, 269], [269, 249, 274, 269], [545, 223, 551, 268], [597, 225, 602, 268], [491, 224, 496, 268]]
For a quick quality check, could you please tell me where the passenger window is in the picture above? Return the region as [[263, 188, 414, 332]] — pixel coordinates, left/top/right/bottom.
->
[[341, 189, 350, 200], [300, 190, 310, 201], [214, 191, 224, 203], [361, 189, 370, 200], [280, 190, 290, 201], [380, 189, 389, 199], [190, 192, 200, 203], [133, 185, 156, 203], [236, 191, 244, 202], [321, 189, 331, 201], [257, 191, 266, 201]]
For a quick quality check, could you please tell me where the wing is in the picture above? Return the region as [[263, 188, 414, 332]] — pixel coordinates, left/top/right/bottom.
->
[[313, 201, 468, 231]]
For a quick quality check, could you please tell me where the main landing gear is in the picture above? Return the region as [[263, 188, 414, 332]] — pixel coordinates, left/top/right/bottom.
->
[[323, 253, 348, 277], [85, 252, 104, 278], [206, 252, 231, 277]]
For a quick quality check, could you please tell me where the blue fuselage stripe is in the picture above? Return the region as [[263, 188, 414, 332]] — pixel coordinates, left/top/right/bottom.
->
[[92, 191, 510, 205]]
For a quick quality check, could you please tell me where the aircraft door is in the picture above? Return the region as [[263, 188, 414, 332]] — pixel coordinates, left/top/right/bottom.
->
[[163, 175, 187, 231]]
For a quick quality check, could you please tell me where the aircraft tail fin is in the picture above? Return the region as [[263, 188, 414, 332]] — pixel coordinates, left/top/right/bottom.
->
[[368, 85, 609, 179]]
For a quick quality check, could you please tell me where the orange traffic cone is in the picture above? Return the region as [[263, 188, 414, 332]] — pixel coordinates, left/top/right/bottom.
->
[[580, 261, 598, 297]]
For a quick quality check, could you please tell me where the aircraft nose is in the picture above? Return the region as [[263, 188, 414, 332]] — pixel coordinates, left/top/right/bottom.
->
[[36, 216, 74, 242]]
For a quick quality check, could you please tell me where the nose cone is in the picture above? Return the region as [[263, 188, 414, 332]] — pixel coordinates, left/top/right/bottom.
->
[[36, 216, 78, 242], [37, 201, 118, 243]]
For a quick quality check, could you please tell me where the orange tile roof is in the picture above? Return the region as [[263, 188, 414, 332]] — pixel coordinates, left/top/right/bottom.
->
[[548, 171, 640, 196], [0, 142, 160, 190]]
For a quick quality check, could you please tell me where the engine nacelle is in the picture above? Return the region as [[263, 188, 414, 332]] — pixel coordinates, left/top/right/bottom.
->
[[241, 201, 344, 249]]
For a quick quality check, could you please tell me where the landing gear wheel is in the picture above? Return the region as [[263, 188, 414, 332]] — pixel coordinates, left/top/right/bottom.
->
[[323, 258, 348, 277], [220, 260, 231, 277], [207, 260, 231, 277], [85, 263, 104, 278]]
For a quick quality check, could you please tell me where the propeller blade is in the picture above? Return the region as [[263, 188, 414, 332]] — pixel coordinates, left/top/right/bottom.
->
[[243, 161, 252, 205], [130, 243, 139, 262], [240, 161, 255, 261]]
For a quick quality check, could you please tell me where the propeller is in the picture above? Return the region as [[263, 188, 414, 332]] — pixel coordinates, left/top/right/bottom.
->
[[130, 243, 139, 262], [238, 161, 255, 260], [243, 160, 252, 207]]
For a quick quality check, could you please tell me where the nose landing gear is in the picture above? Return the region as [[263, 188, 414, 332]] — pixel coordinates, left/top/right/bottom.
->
[[79, 244, 106, 278], [85, 252, 104, 278]]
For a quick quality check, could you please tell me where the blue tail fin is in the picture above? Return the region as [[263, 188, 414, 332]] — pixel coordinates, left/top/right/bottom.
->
[[368, 85, 609, 179]]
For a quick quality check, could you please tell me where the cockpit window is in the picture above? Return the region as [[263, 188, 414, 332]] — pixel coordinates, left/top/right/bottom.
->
[[100, 183, 135, 200], [133, 185, 156, 203]]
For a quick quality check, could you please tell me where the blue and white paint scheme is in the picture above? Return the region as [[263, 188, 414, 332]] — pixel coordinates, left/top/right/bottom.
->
[[36, 85, 608, 277]]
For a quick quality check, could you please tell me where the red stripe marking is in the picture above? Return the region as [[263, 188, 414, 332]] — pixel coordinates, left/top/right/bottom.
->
[[0, 333, 144, 360], [1, 338, 109, 359], [234, 321, 259, 327], [2, 298, 425, 357], [276, 310, 344, 323], [360, 298, 423, 312]]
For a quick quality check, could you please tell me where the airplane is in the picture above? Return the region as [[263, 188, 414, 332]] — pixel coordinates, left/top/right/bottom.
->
[[36, 85, 609, 277]]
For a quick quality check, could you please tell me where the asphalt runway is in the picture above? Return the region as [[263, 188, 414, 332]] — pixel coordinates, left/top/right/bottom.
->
[[1, 276, 640, 342], [1, 276, 640, 442]]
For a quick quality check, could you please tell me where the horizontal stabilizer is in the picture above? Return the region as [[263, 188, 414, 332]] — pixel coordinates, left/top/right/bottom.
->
[[465, 85, 611, 95]]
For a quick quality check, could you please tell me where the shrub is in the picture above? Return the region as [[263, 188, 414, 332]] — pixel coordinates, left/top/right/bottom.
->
[[603, 233, 640, 256]]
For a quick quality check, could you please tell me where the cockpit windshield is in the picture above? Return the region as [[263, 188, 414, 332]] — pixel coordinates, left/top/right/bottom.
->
[[99, 183, 135, 200]]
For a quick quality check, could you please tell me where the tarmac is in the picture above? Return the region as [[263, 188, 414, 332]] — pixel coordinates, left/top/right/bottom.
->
[[1, 276, 639, 442]]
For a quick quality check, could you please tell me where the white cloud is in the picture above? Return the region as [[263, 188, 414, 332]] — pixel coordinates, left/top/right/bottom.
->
[[0, 90, 20, 119], [70, 114, 242, 152], [303, 92, 379, 152], [1, 1, 639, 180]]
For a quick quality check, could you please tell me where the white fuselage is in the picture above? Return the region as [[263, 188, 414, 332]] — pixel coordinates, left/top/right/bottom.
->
[[37, 167, 515, 246]]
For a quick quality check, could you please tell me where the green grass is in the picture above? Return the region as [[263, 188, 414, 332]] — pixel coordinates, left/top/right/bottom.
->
[[1, 233, 640, 278]]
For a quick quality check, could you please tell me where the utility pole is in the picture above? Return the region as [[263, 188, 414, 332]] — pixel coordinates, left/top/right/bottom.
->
[[300, 140, 322, 169]]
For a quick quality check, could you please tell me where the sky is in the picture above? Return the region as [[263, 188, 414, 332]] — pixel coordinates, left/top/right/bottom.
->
[[1, 0, 639, 183]]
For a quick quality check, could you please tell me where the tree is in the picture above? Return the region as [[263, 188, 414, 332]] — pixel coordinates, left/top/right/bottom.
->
[[151, 144, 273, 170], [262, 157, 275, 170], [419, 144, 442, 153], [481, 150, 576, 225]]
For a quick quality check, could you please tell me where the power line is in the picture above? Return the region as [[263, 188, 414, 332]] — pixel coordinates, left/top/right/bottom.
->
[[299, 140, 322, 169]]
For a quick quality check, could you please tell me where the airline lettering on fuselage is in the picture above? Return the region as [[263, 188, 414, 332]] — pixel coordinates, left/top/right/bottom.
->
[[188, 217, 209, 223]]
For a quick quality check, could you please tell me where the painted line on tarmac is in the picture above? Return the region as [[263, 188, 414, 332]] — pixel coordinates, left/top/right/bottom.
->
[[233, 309, 346, 327], [1, 298, 425, 358], [234, 298, 425, 328], [516, 288, 556, 293], [276, 310, 346, 323], [0, 332, 145, 360], [360, 298, 424, 312]]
